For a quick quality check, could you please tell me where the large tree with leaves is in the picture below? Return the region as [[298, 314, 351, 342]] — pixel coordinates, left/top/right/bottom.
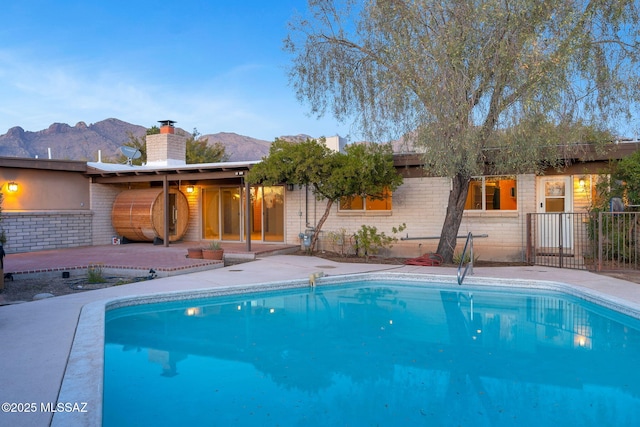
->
[[186, 128, 228, 164], [285, 0, 640, 262], [247, 138, 403, 250]]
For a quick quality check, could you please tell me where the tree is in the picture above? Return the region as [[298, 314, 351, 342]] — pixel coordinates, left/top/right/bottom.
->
[[285, 0, 640, 262], [117, 127, 158, 165], [595, 149, 640, 209], [186, 128, 228, 164], [247, 138, 403, 250]]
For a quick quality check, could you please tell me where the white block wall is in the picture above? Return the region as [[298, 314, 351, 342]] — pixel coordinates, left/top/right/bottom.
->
[[285, 174, 536, 262], [182, 186, 201, 242], [90, 183, 122, 245], [1, 210, 93, 254]]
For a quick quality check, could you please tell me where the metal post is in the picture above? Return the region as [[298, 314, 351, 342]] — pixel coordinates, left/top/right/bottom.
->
[[598, 211, 603, 271], [245, 178, 251, 252], [526, 213, 532, 264], [469, 233, 474, 276], [558, 213, 563, 268]]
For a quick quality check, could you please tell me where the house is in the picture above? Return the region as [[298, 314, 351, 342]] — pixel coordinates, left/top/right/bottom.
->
[[304, 143, 640, 262], [2, 121, 638, 265], [0, 157, 91, 253]]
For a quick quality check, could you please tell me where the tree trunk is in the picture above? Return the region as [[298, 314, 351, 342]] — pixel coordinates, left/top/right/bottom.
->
[[436, 173, 471, 263], [310, 199, 334, 252]]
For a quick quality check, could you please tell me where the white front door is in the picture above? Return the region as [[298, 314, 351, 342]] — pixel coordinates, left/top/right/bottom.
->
[[537, 176, 573, 250]]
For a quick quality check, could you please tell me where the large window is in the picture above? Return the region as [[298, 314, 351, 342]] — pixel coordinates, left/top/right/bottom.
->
[[339, 188, 392, 211], [465, 176, 517, 211]]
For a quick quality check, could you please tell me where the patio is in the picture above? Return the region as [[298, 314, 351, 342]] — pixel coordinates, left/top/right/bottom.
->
[[1, 248, 640, 426]]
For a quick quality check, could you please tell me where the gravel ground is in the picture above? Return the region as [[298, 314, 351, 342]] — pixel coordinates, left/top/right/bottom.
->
[[0, 272, 155, 304]]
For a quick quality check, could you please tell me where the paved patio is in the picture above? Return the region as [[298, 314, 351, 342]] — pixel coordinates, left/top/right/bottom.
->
[[1, 246, 640, 426], [2, 241, 299, 279]]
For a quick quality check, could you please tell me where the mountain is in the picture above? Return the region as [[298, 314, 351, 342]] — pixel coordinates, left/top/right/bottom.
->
[[202, 132, 271, 162], [0, 119, 146, 161], [0, 118, 286, 163]]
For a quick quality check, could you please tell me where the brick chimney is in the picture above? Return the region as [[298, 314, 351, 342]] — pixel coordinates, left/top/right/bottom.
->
[[145, 120, 186, 166], [159, 119, 176, 134]]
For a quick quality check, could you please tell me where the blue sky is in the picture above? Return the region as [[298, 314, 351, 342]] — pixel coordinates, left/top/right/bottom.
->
[[2, 1, 638, 142], [0, 0, 352, 141]]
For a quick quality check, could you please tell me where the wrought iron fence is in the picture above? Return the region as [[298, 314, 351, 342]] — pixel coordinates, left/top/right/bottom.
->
[[527, 212, 640, 271]]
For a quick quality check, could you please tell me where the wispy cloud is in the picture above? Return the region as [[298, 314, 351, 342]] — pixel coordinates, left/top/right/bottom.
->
[[0, 47, 350, 140]]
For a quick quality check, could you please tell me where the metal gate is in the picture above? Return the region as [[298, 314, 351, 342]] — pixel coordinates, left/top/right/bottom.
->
[[527, 212, 640, 271]]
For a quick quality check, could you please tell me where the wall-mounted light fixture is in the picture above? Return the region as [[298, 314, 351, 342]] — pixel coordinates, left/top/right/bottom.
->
[[286, 183, 294, 191], [7, 181, 18, 193], [186, 185, 195, 193], [579, 177, 586, 190]]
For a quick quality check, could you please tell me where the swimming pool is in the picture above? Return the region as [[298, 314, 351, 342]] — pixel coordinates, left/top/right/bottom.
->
[[102, 279, 640, 426]]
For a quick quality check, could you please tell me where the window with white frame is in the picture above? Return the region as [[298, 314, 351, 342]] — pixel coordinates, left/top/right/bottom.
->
[[464, 176, 518, 211]]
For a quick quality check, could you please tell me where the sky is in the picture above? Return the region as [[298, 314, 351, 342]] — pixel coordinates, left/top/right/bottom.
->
[[1, 1, 638, 143], [0, 0, 353, 141]]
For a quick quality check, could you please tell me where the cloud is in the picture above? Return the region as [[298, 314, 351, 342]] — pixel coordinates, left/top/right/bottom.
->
[[0, 48, 351, 140]]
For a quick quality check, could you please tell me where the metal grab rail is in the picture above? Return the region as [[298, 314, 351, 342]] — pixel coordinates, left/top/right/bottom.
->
[[457, 232, 474, 285]]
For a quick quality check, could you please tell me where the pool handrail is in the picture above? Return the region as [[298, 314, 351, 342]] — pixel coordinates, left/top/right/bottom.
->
[[457, 232, 474, 285]]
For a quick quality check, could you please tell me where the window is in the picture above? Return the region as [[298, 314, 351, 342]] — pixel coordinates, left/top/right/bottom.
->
[[339, 188, 392, 211], [464, 176, 517, 211]]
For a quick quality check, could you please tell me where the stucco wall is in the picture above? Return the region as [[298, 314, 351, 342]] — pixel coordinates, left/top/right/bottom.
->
[[1, 168, 89, 211], [0, 166, 92, 253], [285, 174, 536, 262]]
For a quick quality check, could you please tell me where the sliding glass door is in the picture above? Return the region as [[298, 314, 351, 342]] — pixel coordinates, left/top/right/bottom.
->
[[202, 185, 284, 242]]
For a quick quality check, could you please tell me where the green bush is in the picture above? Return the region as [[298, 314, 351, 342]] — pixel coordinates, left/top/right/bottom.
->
[[87, 263, 105, 284], [353, 223, 406, 262]]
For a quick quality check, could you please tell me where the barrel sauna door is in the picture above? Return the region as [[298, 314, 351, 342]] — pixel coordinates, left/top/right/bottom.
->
[[112, 188, 189, 242]]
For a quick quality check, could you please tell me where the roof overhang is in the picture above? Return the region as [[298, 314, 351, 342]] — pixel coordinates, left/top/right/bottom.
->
[[85, 160, 259, 184], [0, 156, 87, 172], [392, 142, 640, 170]]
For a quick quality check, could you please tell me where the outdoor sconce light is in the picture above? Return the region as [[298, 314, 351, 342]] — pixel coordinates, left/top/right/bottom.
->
[[286, 183, 294, 191], [7, 182, 18, 193], [186, 185, 195, 193], [579, 177, 586, 190]]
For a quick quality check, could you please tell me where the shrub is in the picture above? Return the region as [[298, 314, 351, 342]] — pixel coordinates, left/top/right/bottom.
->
[[353, 223, 406, 262], [87, 263, 105, 284], [325, 228, 353, 257]]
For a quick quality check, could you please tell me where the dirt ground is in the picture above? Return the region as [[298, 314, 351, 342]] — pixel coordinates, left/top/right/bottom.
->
[[1, 251, 639, 304], [0, 272, 153, 304]]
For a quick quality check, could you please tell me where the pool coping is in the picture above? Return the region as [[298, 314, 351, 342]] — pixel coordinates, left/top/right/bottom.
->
[[51, 271, 640, 427]]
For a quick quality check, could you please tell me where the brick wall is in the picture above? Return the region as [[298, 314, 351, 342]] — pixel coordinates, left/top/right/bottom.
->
[[90, 183, 122, 245], [145, 133, 186, 166], [1, 210, 93, 254], [285, 174, 536, 262], [182, 185, 200, 242]]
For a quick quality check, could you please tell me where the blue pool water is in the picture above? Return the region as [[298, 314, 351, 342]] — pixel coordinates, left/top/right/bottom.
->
[[103, 282, 640, 426]]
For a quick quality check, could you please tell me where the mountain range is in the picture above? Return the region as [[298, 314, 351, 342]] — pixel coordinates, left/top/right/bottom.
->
[[0, 118, 306, 163]]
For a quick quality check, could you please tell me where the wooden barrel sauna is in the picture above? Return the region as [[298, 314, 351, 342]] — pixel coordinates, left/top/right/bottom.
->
[[112, 188, 189, 242]]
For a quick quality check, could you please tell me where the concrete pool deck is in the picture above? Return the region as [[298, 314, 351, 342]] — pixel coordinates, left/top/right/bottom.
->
[[1, 254, 640, 426]]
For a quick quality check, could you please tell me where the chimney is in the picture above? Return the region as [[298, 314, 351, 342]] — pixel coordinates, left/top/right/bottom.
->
[[145, 119, 186, 166], [324, 135, 347, 153], [159, 119, 176, 134]]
